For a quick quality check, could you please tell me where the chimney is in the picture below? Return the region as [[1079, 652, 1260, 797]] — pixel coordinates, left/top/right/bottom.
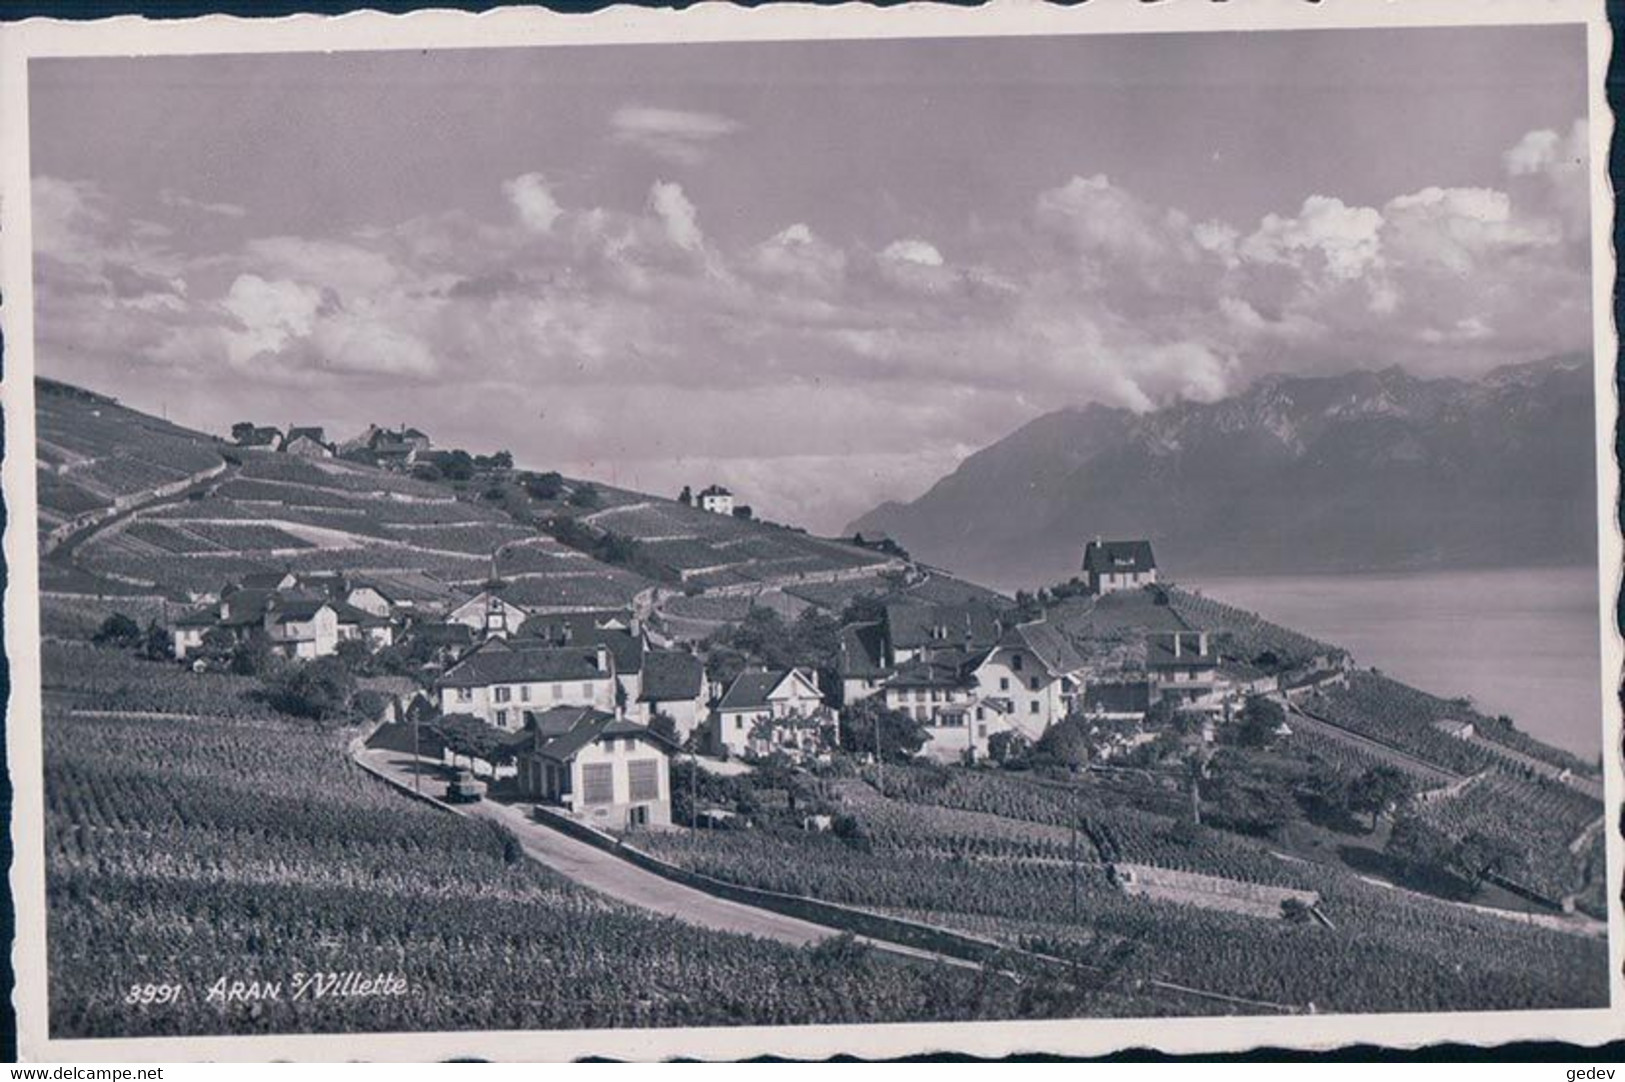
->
[[595, 644, 610, 674], [1173, 634, 1182, 658], [1198, 631, 1209, 656]]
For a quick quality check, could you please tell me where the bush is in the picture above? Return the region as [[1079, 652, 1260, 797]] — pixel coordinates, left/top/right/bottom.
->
[[261, 658, 357, 721], [524, 472, 565, 501], [93, 613, 143, 648]]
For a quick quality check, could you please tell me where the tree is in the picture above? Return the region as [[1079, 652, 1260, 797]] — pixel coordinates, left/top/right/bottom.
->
[[1199, 760, 1299, 836], [568, 483, 602, 509], [437, 714, 510, 770], [678, 485, 693, 506], [229, 630, 274, 677], [231, 421, 257, 443], [986, 730, 1031, 768], [838, 697, 927, 762], [1033, 716, 1091, 771], [437, 449, 476, 482], [411, 462, 443, 483], [1347, 765, 1415, 829], [197, 627, 239, 666], [489, 450, 514, 470], [92, 613, 143, 648], [1233, 695, 1286, 749], [334, 637, 374, 675], [525, 471, 565, 501], [731, 505, 752, 520], [141, 619, 172, 661], [648, 713, 679, 746], [261, 658, 357, 721]]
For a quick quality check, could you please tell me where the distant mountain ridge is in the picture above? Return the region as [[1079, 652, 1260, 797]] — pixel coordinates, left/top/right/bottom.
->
[[847, 357, 1598, 589]]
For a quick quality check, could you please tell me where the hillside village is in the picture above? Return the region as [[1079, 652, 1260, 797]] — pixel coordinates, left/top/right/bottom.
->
[[35, 377, 1611, 1019]]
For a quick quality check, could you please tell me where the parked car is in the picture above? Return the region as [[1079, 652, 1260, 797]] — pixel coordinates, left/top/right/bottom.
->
[[445, 768, 485, 804]]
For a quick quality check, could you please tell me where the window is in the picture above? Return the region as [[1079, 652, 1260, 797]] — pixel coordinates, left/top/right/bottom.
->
[[735, 717, 744, 731], [495, 709, 508, 727], [931, 690, 943, 703], [1029, 700, 1040, 714], [622, 736, 636, 753], [550, 683, 562, 700], [582, 763, 614, 805], [1011, 653, 1023, 672], [999, 677, 1010, 692], [456, 687, 473, 703], [520, 685, 531, 702], [628, 759, 660, 801], [495, 686, 512, 703], [580, 682, 593, 698], [976, 708, 985, 722], [978, 724, 987, 739], [1029, 677, 1041, 691]]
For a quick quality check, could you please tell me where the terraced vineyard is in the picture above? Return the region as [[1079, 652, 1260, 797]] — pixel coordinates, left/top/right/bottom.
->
[[638, 765, 1606, 1014], [43, 634, 1086, 1037]]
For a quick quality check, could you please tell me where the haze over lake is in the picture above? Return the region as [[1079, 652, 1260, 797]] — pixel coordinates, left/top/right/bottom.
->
[[1195, 567, 1606, 760]]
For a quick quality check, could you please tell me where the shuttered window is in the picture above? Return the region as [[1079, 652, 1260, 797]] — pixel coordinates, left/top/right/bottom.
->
[[582, 763, 614, 805], [628, 759, 660, 802]]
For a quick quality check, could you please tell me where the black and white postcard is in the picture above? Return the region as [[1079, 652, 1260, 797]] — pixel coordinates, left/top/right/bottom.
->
[[3, 0, 1620, 1061]]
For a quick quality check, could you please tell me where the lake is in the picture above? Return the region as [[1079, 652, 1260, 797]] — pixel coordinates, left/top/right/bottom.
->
[[1193, 566, 1608, 760]]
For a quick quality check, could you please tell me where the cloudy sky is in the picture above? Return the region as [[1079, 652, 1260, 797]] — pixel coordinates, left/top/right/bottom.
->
[[29, 25, 1592, 533]]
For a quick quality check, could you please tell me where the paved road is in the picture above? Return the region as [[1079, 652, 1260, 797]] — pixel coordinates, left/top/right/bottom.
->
[[353, 745, 978, 965]]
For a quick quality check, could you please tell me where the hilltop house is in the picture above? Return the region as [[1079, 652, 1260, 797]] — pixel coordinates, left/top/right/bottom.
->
[[632, 650, 709, 740], [515, 707, 672, 830], [281, 427, 334, 458], [1082, 539, 1158, 595], [1146, 631, 1229, 713], [697, 485, 735, 516], [713, 667, 835, 759], [435, 638, 617, 731], [232, 424, 282, 449], [447, 590, 530, 639]]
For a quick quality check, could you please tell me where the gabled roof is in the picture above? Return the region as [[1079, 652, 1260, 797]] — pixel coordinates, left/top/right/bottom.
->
[[268, 598, 335, 624], [437, 645, 609, 689], [449, 590, 527, 616], [717, 668, 821, 712], [410, 622, 475, 646], [1000, 620, 1086, 677], [535, 714, 667, 763], [330, 599, 389, 627], [1083, 539, 1157, 575], [236, 572, 293, 591], [524, 704, 605, 740], [838, 622, 890, 679], [174, 607, 218, 628], [884, 656, 976, 691], [885, 602, 1003, 652], [219, 588, 276, 626], [285, 426, 326, 443], [639, 650, 705, 702], [698, 484, 732, 498], [516, 621, 643, 673]]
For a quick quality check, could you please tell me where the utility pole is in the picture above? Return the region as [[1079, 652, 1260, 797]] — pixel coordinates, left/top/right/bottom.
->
[[691, 745, 698, 830], [874, 709, 884, 797], [412, 709, 422, 794]]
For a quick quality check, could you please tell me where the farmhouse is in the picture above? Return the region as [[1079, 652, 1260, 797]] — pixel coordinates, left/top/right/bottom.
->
[[837, 621, 891, 705], [697, 484, 735, 516], [280, 426, 333, 458], [265, 598, 340, 660], [515, 708, 672, 830], [435, 638, 617, 731], [447, 590, 530, 639], [969, 619, 1088, 741], [1082, 538, 1157, 595], [713, 667, 835, 759], [1146, 631, 1230, 713], [632, 650, 710, 739]]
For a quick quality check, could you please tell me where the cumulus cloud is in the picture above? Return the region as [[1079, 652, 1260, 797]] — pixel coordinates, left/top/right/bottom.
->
[[502, 173, 564, 234], [30, 115, 1593, 531], [610, 106, 740, 166]]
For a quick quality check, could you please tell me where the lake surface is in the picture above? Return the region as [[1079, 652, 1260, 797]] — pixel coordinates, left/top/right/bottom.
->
[[1194, 567, 1608, 760]]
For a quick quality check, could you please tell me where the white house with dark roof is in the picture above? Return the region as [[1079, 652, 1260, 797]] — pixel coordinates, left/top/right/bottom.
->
[[280, 426, 333, 458], [1145, 631, 1229, 713], [1082, 538, 1158, 595], [969, 619, 1088, 741], [436, 638, 617, 731], [265, 598, 340, 660], [713, 667, 834, 759], [880, 653, 1012, 762], [697, 484, 735, 516], [515, 708, 672, 829], [632, 650, 710, 739], [837, 621, 892, 705], [882, 601, 1003, 667]]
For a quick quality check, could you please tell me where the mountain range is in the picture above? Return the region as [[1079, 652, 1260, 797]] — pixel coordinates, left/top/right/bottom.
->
[[847, 356, 1598, 589]]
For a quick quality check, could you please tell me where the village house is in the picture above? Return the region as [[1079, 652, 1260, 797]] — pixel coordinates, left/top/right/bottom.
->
[[696, 484, 735, 516], [447, 589, 530, 639], [517, 611, 647, 706], [265, 598, 341, 660], [231, 424, 282, 448], [968, 619, 1089, 741], [631, 650, 710, 740], [1082, 538, 1158, 595], [515, 707, 673, 830], [170, 608, 217, 660], [280, 426, 334, 458], [880, 654, 1011, 762], [435, 638, 618, 731], [1146, 631, 1230, 713], [883, 601, 1003, 667], [405, 621, 476, 667], [837, 621, 891, 705], [713, 667, 835, 759]]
